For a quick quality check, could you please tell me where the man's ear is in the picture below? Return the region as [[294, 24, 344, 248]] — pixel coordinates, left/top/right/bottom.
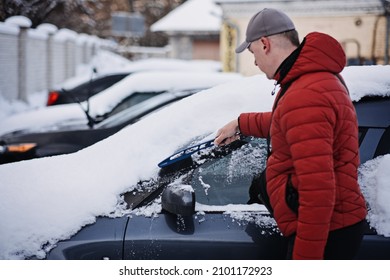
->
[[260, 37, 270, 52]]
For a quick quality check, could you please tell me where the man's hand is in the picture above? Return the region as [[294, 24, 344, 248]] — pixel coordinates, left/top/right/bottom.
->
[[214, 118, 241, 146]]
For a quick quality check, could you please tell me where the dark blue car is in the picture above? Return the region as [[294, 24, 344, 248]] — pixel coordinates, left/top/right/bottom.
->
[[46, 95, 390, 260]]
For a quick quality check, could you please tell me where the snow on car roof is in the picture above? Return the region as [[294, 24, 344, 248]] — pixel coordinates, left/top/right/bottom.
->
[[342, 65, 390, 101]]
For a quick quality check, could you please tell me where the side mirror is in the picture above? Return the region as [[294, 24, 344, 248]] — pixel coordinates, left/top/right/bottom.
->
[[162, 185, 195, 216]]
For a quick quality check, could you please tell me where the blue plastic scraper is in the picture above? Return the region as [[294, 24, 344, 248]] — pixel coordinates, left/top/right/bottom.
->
[[158, 139, 215, 168]]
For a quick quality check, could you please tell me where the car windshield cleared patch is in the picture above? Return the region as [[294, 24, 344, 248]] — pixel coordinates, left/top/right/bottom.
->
[[190, 137, 268, 206]]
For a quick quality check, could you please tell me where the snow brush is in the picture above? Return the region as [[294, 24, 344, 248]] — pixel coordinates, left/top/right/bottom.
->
[[157, 132, 244, 168], [158, 139, 215, 168]]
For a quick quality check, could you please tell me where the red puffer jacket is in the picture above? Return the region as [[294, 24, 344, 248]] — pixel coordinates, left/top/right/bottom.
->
[[239, 32, 367, 259]]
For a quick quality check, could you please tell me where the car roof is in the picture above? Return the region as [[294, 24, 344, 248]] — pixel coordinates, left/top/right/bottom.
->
[[342, 65, 390, 102], [56, 58, 222, 90]]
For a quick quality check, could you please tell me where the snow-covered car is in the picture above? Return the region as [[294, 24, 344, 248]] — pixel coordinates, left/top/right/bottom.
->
[[46, 93, 390, 260], [0, 66, 389, 260], [47, 58, 222, 106], [0, 71, 241, 137], [0, 89, 204, 164]]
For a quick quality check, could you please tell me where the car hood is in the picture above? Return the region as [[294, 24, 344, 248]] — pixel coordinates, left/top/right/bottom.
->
[[0, 119, 90, 139], [0, 104, 88, 137]]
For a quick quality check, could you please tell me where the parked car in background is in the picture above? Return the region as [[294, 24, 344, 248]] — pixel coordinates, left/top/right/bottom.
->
[[47, 58, 222, 106], [46, 91, 390, 260], [0, 89, 203, 164], [0, 71, 242, 138], [47, 72, 129, 106]]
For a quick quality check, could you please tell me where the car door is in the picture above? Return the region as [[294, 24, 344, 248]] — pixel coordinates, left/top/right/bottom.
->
[[354, 96, 390, 259], [46, 216, 128, 260]]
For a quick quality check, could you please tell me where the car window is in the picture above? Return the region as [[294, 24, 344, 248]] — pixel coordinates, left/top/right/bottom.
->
[[355, 96, 390, 163], [374, 126, 390, 157], [89, 75, 128, 95], [97, 93, 182, 128], [71, 74, 128, 98], [358, 128, 367, 145], [108, 91, 166, 117], [354, 96, 390, 128], [189, 138, 268, 206]]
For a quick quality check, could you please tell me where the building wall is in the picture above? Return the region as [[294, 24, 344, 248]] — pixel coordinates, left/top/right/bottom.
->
[[217, 0, 388, 76], [192, 39, 220, 60], [168, 35, 220, 61], [235, 14, 387, 76], [294, 15, 387, 64], [169, 36, 193, 60]]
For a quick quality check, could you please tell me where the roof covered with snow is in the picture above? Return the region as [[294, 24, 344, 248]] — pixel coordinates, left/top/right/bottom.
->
[[151, 0, 222, 33]]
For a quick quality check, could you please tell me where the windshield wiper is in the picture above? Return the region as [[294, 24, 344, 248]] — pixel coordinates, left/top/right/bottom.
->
[[61, 67, 98, 128], [61, 87, 96, 128]]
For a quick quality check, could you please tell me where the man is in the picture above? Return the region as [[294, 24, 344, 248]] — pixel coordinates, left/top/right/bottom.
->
[[214, 8, 367, 260]]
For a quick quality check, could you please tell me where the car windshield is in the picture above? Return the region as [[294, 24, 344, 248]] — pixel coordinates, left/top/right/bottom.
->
[[190, 137, 268, 205], [105, 91, 166, 118], [96, 89, 202, 128], [122, 137, 268, 211], [96, 93, 178, 128]]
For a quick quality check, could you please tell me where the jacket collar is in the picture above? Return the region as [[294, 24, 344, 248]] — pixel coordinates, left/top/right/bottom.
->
[[273, 38, 305, 85], [274, 32, 346, 86]]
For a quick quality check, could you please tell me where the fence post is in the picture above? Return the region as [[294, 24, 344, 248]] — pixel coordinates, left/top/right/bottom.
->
[[37, 23, 58, 90], [5, 16, 32, 102], [1, 16, 113, 104], [18, 26, 29, 102]]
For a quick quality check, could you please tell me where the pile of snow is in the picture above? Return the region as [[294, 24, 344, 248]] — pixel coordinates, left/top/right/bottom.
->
[[359, 155, 390, 236], [342, 65, 390, 101], [151, 0, 221, 32]]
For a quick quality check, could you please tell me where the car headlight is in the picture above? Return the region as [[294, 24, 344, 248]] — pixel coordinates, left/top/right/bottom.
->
[[1, 143, 37, 154]]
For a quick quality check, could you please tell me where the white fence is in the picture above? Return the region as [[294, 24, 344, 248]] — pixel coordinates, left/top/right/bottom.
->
[[0, 16, 114, 103]]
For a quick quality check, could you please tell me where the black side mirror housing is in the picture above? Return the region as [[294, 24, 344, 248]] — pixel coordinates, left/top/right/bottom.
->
[[161, 185, 195, 216]]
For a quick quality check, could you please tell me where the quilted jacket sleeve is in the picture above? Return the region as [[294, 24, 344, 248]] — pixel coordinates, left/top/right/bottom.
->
[[238, 111, 272, 138]]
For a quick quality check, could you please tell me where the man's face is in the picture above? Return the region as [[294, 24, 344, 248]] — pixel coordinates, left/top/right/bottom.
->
[[248, 38, 273, 79]]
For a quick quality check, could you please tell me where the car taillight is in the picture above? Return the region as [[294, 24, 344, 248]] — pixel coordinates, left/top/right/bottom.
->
[[47, 91, 60, 106]]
